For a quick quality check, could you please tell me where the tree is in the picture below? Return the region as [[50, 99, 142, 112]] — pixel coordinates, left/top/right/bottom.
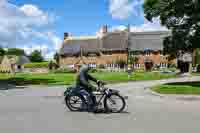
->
[[7, 48, 25, 56], [0, 48, 5, 56], [29, 50, 44, 62], [144, 0, 200, 72], [53, 52, 60, 64]]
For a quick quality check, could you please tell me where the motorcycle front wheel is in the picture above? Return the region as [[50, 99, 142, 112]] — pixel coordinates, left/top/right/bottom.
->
[[104, 93, 126, 113]]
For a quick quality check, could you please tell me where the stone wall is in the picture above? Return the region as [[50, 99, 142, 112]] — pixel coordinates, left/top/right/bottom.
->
[[59, 52, 127, 66], [60, 51, 177, 68], [135, 52, 176, 65]]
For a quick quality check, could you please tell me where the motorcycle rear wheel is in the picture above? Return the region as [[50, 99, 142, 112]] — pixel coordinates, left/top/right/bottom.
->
[[65, 94, 86, 111]]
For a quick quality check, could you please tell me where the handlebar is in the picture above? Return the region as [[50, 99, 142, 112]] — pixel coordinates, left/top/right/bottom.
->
[[97, 81, 106, 91]]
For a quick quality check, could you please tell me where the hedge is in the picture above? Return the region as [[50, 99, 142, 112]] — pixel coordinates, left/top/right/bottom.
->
[[52, 68, 77, 73], [24, 62, 49, 68]]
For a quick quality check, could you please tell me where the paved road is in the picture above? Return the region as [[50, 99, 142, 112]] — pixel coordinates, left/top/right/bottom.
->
[[0, 76, 200, 133]]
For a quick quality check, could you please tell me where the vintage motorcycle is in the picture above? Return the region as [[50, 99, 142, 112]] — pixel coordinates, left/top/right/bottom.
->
[[64, 82, 127, 113]]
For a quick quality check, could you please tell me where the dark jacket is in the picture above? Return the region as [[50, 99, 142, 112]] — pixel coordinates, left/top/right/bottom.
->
[[76, 65, 97, 91]]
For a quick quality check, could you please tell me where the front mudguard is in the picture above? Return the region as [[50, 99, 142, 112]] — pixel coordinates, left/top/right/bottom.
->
[[110, 89, 119, 94], [107, 89, 128, 100]]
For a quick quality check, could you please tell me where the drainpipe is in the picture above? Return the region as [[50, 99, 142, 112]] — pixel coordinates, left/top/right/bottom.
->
[[127, 24, 130, 69], [127, 24, 132, 79]]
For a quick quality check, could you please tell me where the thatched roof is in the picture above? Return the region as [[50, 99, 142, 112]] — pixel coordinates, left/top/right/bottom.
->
[[16, 56, 30, 65], [101, 32, 128, 50], [129, 31, 169, 51], [0, 55, 30, 65], [60, 31, 169, 55], [60, 38, 100, 55]]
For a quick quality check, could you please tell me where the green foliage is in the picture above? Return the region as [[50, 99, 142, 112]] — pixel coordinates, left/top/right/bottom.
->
[[168, 67, 177, 72], [168, 64, 177, 68], [197, 64, 200, 72], [98, 64, 105, 69], [6, 48, 25, 56], [53, 68, 77, 73], [129, 55, 139, 64], [89, 68, 97, 73], [115, 59, 127, 68], [144, 0, 200, 55], [24, 62, 49, 68], [29, 50, 44, 62], [0, 48, 5, 56], [48, 61, 59, 70], [53, 52, 60, 64]]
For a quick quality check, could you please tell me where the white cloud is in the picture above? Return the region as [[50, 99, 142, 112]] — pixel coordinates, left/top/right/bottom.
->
[[0, 1, 61, 59], [131, 18, 167, 32], [46, 32, 62, 51], [45, 51, 55, 60], [20, 4, 46, 17], [112, 18, 167, 32], [109, 0, 143, 19], [110, 25, 127, 31], [19, 4, 49, 26]]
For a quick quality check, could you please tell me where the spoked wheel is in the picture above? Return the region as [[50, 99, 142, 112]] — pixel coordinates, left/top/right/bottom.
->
[[104, 93, 126, 113], [65, 94, 86, 111]]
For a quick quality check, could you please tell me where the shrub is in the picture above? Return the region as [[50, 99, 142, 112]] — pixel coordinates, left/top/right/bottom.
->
[[53, 68, 77, 73], [115, 59, 126, 68], [24, 62, 49, 68], [48, 61, 59, 70], [197, 64, 200, 72], [169, 67, 177, 72], [168, 64, 177, 68], [98, 64, 105, 69], [89, 68, 97, 73], [154, 64, 160, 70]]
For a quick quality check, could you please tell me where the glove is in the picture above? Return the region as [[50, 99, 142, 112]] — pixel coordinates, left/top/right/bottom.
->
[[97, 80, 106, 85]]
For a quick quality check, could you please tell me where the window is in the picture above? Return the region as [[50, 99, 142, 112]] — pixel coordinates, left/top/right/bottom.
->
[[134, 64, 140, 69], [145, 50, 151, 56]]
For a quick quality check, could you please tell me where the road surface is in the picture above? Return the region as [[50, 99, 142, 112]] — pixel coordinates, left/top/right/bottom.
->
[[0, 76, 200, 133]]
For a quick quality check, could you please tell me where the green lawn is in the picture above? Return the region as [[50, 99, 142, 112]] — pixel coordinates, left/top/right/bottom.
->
[[0, 71, 176, 85], [193, 72, 200, 76], [152, 82, 200, 95]]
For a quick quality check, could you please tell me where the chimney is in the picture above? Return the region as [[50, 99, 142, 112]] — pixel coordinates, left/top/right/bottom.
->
[[64, 32, 69, 40], [100, 25, 108, 33]]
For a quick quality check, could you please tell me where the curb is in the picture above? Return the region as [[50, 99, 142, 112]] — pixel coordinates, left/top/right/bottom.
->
[[144, 87, 165, 98], [146, 87, 200, 101]]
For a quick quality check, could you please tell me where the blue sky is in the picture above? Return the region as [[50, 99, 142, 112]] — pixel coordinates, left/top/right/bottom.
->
[[11, 0, 144, 36], [0, 0, 165, 59]]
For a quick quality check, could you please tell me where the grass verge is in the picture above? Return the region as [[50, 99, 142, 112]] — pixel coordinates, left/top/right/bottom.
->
[[152, 81, 200, 95], [0, 71, 176, 86]]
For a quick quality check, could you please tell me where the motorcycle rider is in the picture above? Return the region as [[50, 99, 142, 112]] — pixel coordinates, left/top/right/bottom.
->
[[76, 64, 102, 112]]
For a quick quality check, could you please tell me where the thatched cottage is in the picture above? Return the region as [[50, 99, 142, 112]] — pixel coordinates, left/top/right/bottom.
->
[[0, 55, 30, 73], [59, 26, 176, 70]]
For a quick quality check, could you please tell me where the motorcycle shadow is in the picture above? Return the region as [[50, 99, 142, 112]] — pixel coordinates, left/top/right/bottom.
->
[[65, 109, 130, 114], [93, 110, 130, 114]]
